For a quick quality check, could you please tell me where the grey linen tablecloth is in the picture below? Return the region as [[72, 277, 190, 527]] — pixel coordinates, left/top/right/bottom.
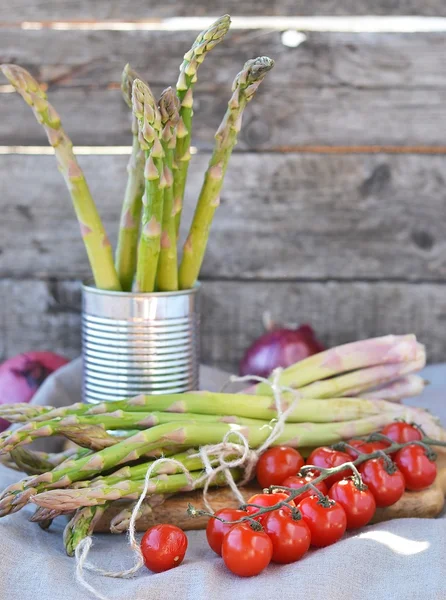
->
[[0, 361, 445, 600]]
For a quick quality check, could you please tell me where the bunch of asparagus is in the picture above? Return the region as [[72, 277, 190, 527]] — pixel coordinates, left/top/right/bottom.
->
[[0, 335, 436, 556], [1, 15, 274, 293]]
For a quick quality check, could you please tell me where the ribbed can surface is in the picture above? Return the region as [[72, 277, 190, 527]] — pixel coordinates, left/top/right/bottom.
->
[[82, 285, 200, 404]]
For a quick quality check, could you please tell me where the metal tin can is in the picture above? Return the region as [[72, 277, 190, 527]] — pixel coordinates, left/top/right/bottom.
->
[[82, 284, 200, 403]]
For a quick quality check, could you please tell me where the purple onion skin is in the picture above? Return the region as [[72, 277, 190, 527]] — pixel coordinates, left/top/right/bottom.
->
[[239, 325, 325, 379], [0, 351, 69, 432]]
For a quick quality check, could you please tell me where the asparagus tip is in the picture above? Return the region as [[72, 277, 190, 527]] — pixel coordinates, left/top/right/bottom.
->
[[121, 63, 146, 108], [159, 87, 180, 126]]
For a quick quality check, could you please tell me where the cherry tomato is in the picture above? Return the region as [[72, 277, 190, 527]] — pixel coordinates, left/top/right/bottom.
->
[[381, 422, 422, 444], [206, 508, 248, 556], [256, 446, 304, 489], [299, 496, 347, 547], [245, 492, 294, 525], [359, 458, 405, 507], [307, 447, 352, 488], [345, 439, 389, 458], [281, 471, 328, 503], [394, 444, 437, 491], [221, 523, 273, 577], [328, 479, 376, 529], [262, 508, 311, 563], [141, 524, 188, 573]]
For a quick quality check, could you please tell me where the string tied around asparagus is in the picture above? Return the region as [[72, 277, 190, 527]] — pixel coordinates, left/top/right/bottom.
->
[[75, 367, 300, 599]]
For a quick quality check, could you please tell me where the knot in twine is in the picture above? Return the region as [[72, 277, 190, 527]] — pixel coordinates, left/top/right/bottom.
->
[[76, 368, 300, 600]]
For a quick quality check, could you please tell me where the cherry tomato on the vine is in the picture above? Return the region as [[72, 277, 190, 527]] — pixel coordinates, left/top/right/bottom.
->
[[206, 508, 248, 555], [328, 479, 376, 529], [281, 471, 328, 503], [256, 446, 305, 489], [221, 523, 273, 577], [299, 496, 347, 547], [394, 444, 437, 491], [262, 508, 311, 564], [307, 447, 352, 488], [245, 492, 295, 525], [344, 439, 389, 458], [359, 458, 405, 507], [140, 524, 188, 573], [381, 422, 422, 444]]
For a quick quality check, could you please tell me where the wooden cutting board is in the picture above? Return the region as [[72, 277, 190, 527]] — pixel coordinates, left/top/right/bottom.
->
[[95, 446, 446, 532]]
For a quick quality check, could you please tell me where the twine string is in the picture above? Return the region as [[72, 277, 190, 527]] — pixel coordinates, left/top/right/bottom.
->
[[75, 368, 300, 599]]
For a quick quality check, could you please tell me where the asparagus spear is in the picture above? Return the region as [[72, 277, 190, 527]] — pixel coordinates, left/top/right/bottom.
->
[[30, 506, 64, 523], [115, 64, 146, 290], [110, 498, 161, 534], [156, 87, 180, 291], [0, 65, 121, 291], [0, 402, 87, 424], [174, 14, 231, 235], [363, 374, 426, 401], [132, 79, 165, 292], [0, 404, 51, 423], [178, 56, 274, 289], [9, 447, 55, 475], [35, 469, 241, 511], [64, 504, 107, 556], [297, 355, 425, 399], [0, 421, 122, 454]]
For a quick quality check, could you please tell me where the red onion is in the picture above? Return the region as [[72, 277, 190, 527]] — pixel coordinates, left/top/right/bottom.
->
[[0, 351, 69, 431], [239, 321, 324, 379]]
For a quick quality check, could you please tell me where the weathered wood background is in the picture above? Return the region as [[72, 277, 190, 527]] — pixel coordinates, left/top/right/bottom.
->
[[1, 2, 446, 372]]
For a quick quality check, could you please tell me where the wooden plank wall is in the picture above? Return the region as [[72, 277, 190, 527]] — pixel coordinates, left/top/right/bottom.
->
[[1, 3, 446, 372]]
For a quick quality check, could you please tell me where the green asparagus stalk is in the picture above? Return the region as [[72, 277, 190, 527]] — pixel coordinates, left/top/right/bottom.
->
[[178, 56, 274, 289], [174, 14, 231, 235], [252, 334, 422, 394], [34, 469, 241, 511], [64, 504, 107, 556], [75, 449, 221, 490], [0, 65, 121, 291], [156, 88, 180, 291], [115, 64, 146, 290], [132, 78, 165, 292], [0, 398, 414, 456], [47, 447, 92, 467]]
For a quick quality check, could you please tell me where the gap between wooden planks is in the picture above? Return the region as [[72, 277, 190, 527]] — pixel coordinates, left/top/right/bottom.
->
[[2, 145, 446, 155], [3, 16, 446, 32]]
